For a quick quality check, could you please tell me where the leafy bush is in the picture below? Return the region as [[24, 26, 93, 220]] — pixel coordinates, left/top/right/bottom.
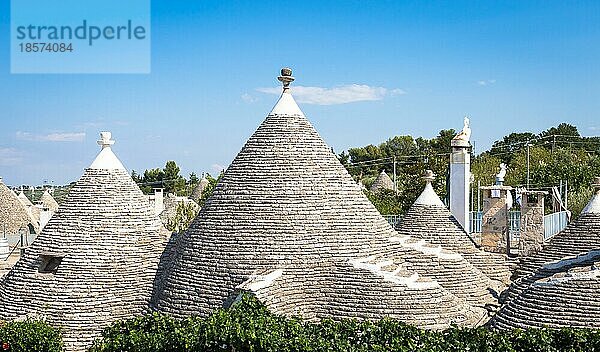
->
[[0, 319, 63, 352], [91, 294, 600, 352]]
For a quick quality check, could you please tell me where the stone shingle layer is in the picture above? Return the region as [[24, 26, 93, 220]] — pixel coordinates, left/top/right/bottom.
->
[[0, 146, 170, 352], [153, 88, 496, 327], [492, 185, 600, 328], [0, 181, 35, 235], [396, 185, 512, 287]]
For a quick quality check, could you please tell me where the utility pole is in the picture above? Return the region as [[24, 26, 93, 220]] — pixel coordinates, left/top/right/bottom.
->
[[477, 180, 481, 211], [526, 142, 531, 189], [552, 135, 556, 153], [565, 179, 568, 210], [393, 156, 397, 192]]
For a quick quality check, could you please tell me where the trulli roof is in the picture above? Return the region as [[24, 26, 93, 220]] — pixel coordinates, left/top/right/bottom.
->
[[153, 69, 496, 327], [370, 170, 395, 192], [395, 172, 513, 286], [0, 180, 37, 235], [0, 133, 170, 352]]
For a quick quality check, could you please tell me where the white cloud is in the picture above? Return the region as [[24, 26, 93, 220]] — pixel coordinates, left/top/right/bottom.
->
[[211, 163, 225, 173], [256, 84, 406, 105], [477, 79, 496, 86], [0, 147, 23, 166], [241, 93, 257, 103], [16, 131, 86, 142]]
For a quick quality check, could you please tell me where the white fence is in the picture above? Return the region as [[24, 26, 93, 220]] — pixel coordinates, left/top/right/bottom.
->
[[469, 210, 568, 242], [544, 211, 569, 240]]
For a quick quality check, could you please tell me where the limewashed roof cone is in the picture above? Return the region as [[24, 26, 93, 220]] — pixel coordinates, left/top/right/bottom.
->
[[153, 68, 497, 327], [0, 132, 170, 352]]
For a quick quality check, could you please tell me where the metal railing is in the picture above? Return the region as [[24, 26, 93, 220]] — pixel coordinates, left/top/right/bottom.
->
[[544, 211, 569, 240], [470, 210, 569, 242], [1, 229, 37, 261], [469, 210, 521, 235], [508, 210, 521, 242], [469, 211, 483, 234]]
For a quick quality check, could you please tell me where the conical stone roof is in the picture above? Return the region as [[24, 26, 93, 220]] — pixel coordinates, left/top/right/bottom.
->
[[0, 180, 36, 235], [17, 191, 33, 207], [40, 190, 59, 212], [0, 132, 170, 352], [17, 191, 41, 225], [491, 250, 600, 329], [497, 178, 600, 312], [395, 171, 512, 287], [153, 69, 496, 327], [190, 176, 210, 203], [370, 170, 395, 192], [512, 177, 600, 281]]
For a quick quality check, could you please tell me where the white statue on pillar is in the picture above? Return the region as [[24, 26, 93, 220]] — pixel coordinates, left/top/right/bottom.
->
[[496, 163, 507, 184], [451, 116, 471, 147]]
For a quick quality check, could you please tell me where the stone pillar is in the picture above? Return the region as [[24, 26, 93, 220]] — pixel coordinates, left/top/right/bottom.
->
[[518, 190, 547, 256], [450, 140, 471, 232], [481, 185, 513, 254]]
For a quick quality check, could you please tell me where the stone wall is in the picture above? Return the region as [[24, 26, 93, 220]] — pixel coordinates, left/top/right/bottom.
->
[[482, 188, 510, 254], [519, 193, 545, 256]]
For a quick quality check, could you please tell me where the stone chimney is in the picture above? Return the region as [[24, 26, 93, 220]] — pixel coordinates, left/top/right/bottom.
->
[[481, 184, 513, 254], [518, 190, 547, 256]]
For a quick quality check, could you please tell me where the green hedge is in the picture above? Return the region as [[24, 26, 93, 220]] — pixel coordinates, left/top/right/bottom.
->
[[0, 319, 63, 352], [91, 295, 600, 352]]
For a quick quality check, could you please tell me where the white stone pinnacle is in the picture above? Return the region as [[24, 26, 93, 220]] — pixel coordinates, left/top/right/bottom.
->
[[89, 132, 125, 170], [415, 170, 445, 207]]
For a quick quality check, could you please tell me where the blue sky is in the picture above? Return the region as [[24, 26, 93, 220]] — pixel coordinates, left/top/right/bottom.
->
[[0, 0, 599, 185]]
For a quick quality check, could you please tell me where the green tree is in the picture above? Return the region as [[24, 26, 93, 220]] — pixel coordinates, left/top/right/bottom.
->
[[163, 161, 186, 195], [197, 173, 222, 209]]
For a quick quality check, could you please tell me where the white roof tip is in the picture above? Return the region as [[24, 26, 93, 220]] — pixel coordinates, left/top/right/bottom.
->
[[268, 67, 304, 116], [414, 171, 445, 206], [582, 177, 600, 214], [89, 132, 126, 170], [269, 92, 304, 116]]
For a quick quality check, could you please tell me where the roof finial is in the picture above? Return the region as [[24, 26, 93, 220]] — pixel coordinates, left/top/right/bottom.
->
[[422, 169, 436, 183], [97, 132, 115, 150], [277, 67, 295, 92]]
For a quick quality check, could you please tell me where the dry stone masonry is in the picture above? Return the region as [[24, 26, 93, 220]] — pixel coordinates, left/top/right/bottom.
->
[[481, 185, 513, 254], [0, 132, 170, 352], [518, 190, 547, 257], [40, 190, 60, 212], [0, 178, 37, 235], [153, 69, 498, 327], [491, 178, 600, 328], [395, 170, 512, 288], [370, 170, 395, 193]]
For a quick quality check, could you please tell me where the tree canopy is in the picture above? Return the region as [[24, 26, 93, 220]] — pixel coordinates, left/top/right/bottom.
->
[[340, 123, 600, 217]]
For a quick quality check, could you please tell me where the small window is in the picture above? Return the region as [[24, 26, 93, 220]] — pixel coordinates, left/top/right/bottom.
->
[[491, 190, 501, 198], [39, 254, 63, 273]]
